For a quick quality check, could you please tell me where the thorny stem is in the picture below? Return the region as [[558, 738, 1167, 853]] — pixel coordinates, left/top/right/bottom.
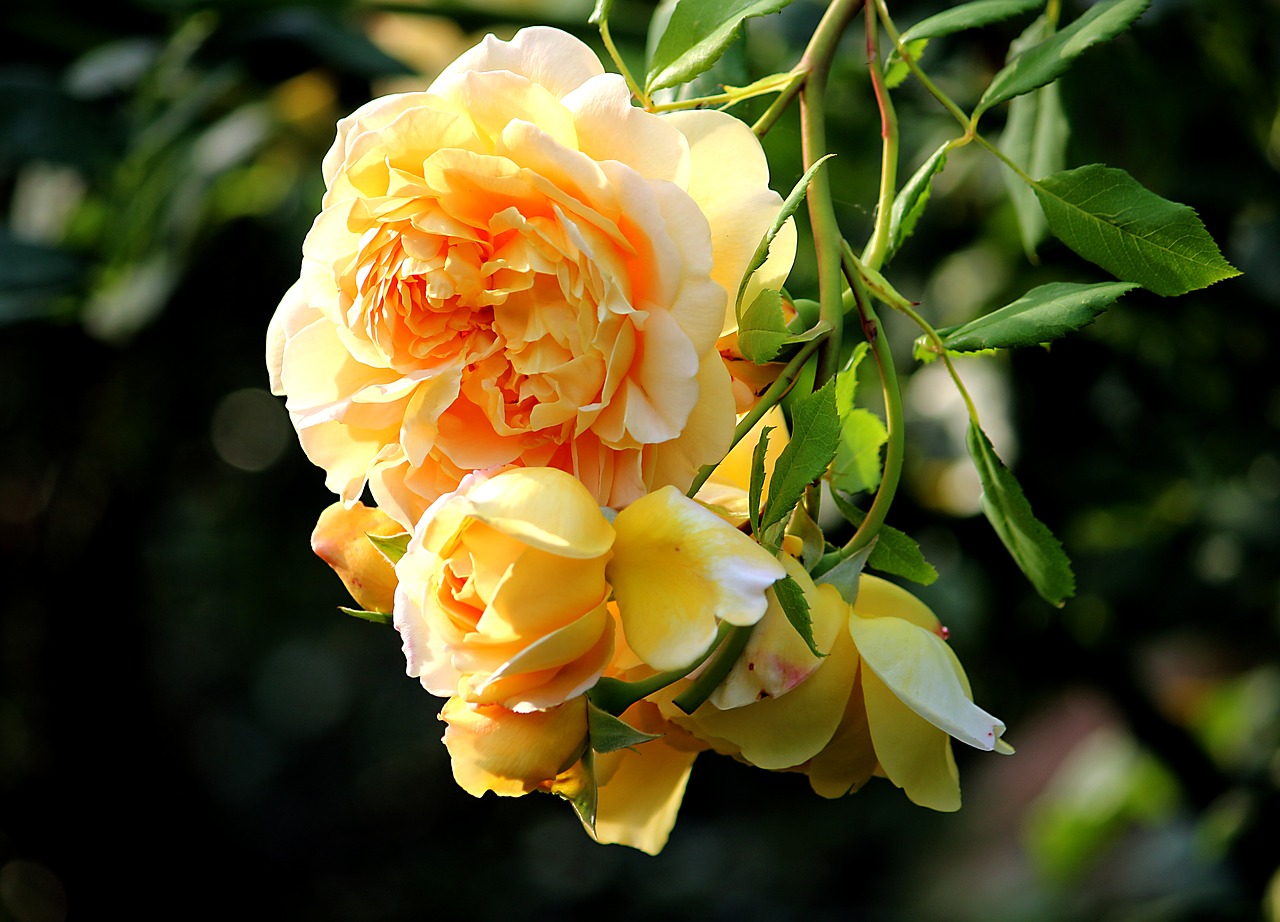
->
[[799, 0, 863, 386], [861, 0, 899, 271]]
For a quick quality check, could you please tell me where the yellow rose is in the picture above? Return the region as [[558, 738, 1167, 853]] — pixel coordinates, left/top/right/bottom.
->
[[658, 570, 1010, 811], [267, 26, 794, 528], [310, 499, 405, 613], [394, 467, 617, 712], [440, 695, 588, 798]]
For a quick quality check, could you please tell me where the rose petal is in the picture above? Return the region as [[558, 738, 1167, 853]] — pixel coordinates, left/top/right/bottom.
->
[[849, 580, 1006, 752], [859, 665, 961, 811], [440, 696, 587, 797], [460, 467, 615, 559], [609, 486, 785, 671]]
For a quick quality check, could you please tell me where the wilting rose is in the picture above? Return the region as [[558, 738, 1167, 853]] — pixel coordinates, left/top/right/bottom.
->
[[267, 26, 794, 527], [394, 467, 616, 713]]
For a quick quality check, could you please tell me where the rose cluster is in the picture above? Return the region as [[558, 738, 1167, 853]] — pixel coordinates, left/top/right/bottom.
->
[[271, 26, 1007, 854]]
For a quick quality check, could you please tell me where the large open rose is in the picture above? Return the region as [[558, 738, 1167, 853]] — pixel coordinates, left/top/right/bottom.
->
[[267, 26, 794, 527]]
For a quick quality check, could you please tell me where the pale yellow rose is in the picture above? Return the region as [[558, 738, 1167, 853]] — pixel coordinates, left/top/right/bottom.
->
[[267, 26, 794, 528], [394, 467, 616, 713], [658, 569, 1009, 811]]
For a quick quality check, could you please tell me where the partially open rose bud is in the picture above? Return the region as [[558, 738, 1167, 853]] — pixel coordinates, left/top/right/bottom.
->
[[310, 500, 405, 613]]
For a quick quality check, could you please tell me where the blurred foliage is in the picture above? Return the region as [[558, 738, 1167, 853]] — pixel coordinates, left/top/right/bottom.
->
[[1, 0, 1277, 919]]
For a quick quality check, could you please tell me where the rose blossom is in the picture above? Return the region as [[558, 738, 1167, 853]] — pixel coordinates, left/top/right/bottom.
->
[[267, 26, 794, 527]]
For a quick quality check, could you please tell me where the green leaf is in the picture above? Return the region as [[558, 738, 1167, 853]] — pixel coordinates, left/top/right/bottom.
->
[[832, 409, 887, 496], [899, 0, 1045, 44], [966, 422, 1075, 606], [998, 16, 1070, 257], [773, 574, 822, 657], [646, 0, 797, 94], [737, 154, 834, 316], [976, 0, 1150, 117], [830, 493, 939, 586], [339, 606, 393, 625], [927, 281, 1137, 355], [1034, 165, 1241, 296], [762, 379, 840, 534], [737, 289, 790, 363], [884, 38, 928, 90], [888, 141, 950, 262], [587, 699, 662, 753], [832, 348, 886, 494], [649, 1, 752, 108], [367, 532, 410, 565], [749, 425, 774, 537]]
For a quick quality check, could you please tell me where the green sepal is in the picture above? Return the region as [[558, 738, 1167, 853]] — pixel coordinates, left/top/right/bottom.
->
[[339, 606, 393, 625], [829, 491, 939, 586], [737, 289, 790, 363], [916, 281, 1137, 361], [761, 379, 840, 535], [748, 425, 774, 537], [646, 0, 797, 95], [587, 697, 662, 754], [1034, 165, 1240, 296], [367, 531, 410, 565], [966, 422, 1075, 606], [813, 542, 874, 605], [976, 0, 1151, 117], [774, 573, 822, 658], [557, 748, 598, 833]]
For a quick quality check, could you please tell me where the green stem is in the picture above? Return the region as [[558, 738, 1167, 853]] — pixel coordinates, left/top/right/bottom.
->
[[838, 244, 904, 559], [874, 0, 972, 132], [597, 16, 650, 109], [588, 622, 733, 716], [972, 132, 1038, 187], [672, 623, 755, 714], [751, 69, 808, 137], [686, 331, 828, 499], [848, 243, 984, 425], [861, 0, 899, 271], [799, 0, 863, 386]]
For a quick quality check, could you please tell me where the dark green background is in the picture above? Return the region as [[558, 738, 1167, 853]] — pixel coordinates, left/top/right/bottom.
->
[[2, 0, 1277, 918]]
